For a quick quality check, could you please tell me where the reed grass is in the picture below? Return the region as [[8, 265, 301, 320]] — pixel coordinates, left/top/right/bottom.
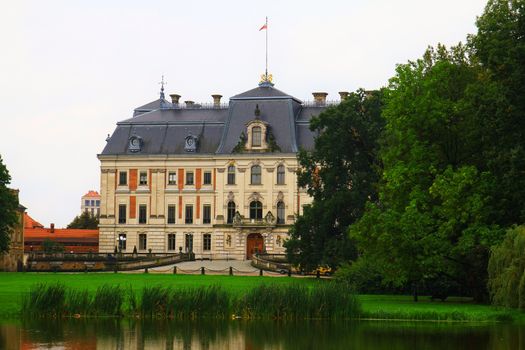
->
[[20, 282, 360, 320], [92, 285, 124, 316], [236, 283, 361, 320], [21, 283, 66, 317]]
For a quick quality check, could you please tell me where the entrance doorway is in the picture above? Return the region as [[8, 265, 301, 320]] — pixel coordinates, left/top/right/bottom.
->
[[246, 233, 264, 259]]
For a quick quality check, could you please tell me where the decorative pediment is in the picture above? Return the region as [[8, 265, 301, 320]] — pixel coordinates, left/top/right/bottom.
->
[[248, 192, 263, 202]]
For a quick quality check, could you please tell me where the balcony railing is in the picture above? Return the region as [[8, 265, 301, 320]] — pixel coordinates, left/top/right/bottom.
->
[[159, 100, 341, 111], [301, 100, 341, 107], [232, 213, 277, 228]]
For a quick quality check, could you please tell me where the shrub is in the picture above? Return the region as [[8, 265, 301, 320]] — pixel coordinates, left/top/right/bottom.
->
[[488, 225, 525, 309]]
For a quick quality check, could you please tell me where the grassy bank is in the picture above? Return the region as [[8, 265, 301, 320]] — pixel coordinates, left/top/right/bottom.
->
[[359, 295, 522, 322], [0, 273, 317, 316], [0, 273, 522, 322]]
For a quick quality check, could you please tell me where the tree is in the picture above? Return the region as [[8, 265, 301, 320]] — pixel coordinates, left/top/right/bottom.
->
[[41, 238, 65, 253], [67, 211, 99, 229], [350, 45, 502, 302], [285, 90, 384, 270], [488, 225, 525, 310], [467, 0, 525, 226], [0, 155, 18, 254]]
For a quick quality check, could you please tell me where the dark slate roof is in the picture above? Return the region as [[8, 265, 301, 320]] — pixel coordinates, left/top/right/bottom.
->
[[231, 86, 301, 103], [217, 99, 299, 154], [296, 106, 325, 122], [101, 85, 328, 156], [133, 98, 172, 117]]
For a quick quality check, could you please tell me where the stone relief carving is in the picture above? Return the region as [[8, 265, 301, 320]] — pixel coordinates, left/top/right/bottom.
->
[[265, 211, 276, 225]]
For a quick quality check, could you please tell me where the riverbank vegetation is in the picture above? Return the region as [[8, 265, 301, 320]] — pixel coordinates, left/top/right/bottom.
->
[[288, 0, 525, 306], [20, 282, 360, 320], [2, 273, 520, 322]]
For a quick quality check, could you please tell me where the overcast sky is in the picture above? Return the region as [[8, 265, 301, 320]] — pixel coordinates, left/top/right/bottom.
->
[[1, 0, 488, 227]]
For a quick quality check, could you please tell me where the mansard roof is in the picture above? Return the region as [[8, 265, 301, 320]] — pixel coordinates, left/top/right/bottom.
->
[[100, 84, 328, 157]]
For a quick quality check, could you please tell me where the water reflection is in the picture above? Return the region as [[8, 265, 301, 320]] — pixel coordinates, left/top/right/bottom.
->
[[0, 318, 523, 349]]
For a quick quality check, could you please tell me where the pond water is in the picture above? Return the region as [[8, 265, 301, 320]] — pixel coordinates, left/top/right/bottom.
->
[[0, 318, 523, 349]]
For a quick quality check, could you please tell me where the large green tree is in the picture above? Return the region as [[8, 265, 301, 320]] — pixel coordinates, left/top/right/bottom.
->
[[67, 211, 99, 229], [350, 45, 503, 301], [467, 0, 525, 226], [285, 90, 384, 270], [0, 155, 19, 253]]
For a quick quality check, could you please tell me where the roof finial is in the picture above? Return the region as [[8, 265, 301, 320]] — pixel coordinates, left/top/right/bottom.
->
[[159, 75, 167, 100]]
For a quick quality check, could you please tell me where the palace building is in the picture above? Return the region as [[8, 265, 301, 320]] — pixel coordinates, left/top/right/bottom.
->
[[98, 76, 343, 259]]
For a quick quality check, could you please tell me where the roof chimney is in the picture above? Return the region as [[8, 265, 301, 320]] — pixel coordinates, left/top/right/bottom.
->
[[211, 94, 222, 107], [185, 101, 195, 107], [339, 91, 350, 101], [312, 92, 328, 106], [50, 223, 55, 233], [170, 94, 181, 105]]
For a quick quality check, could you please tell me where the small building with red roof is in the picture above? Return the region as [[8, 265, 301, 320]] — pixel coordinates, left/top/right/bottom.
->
[[81, 190, 101, 217], [24, 214, 99, 253]]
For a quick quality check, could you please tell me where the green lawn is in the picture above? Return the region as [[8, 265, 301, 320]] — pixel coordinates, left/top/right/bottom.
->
[[0, 272, 317, 316], [0, 272, 521, 322], [358, 294, 523, 322]]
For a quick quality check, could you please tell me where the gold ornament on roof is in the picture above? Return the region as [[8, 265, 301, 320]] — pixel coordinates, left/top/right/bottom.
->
[[260, 73, 273, 84]]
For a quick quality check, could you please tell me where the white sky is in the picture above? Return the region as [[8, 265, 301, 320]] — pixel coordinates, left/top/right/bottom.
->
[[0, 0, 487, 227]]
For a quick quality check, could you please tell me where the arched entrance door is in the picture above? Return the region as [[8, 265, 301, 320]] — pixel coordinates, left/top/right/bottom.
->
[[246, 233, 264, 259]]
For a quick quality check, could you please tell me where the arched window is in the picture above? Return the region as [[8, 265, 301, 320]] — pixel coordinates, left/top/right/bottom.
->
[[227, 165, 235, 185], [252, 126, 262, 147], [277, 201, 285, 224], [227, 201, 236, 224], [277, 165, 285, 185], [251, 165, 261, 185], [250, 201, 263, 220]]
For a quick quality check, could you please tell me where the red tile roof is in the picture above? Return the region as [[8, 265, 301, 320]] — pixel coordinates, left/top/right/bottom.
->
[[23, 213, 99, 253], [82, 190, 100, 198], [24, 213, 44, 229], [25, 228, 99, 240]]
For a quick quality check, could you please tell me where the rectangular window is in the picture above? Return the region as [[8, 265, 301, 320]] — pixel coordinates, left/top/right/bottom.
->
[[167, 205, 176, 224], [186, 171, 194, 185], [118, 204, 126, 224], [227, 166, 235, 185], [119, 171, 127, 186], [203, 171, 212, 185], [203, 233, 211, 251], [168, 234, 176, 251], [139, 205, 147, 224], [139, 233, 147, 250], [139, 171, 148, 186], [168, 172, 177, 185], [252, 127, 262, 147], [90, 200, 95, 206], [96, 200, 100, 206], [118, 233, 127, 251], [185, 205, 193, 224], [203, 205, 211, 224], [85, 200, 89, 206]]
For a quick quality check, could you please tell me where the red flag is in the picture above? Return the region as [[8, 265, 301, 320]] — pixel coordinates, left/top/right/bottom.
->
[[259, 24, 267, 31]]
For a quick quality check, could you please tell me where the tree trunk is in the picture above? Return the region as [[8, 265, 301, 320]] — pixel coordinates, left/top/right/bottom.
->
[[413, 282, 419, 302]]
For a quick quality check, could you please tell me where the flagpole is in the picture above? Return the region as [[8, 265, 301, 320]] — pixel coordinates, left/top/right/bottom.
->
[[265, 16, 268, 78]]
